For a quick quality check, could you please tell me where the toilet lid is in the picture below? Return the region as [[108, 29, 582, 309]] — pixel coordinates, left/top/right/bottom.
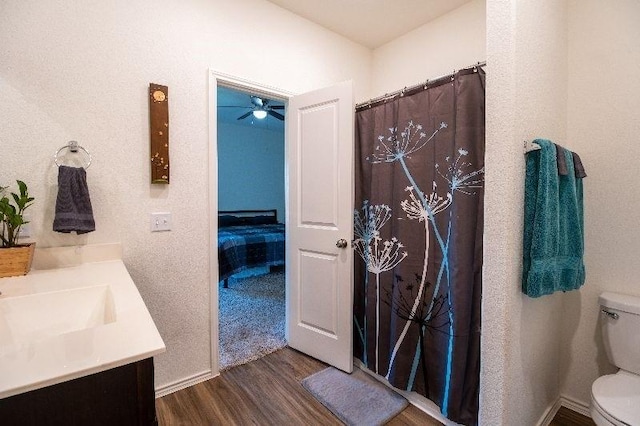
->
[[592, 372, 640, 425]]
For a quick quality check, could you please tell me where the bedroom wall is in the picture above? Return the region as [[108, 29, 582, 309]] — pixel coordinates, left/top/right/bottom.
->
[[370, 0, 486, 98], [484, 0, 568, 424], [560, 0, 640, 407], [217, 122, 285, 222], [0, 0, 371, 390]]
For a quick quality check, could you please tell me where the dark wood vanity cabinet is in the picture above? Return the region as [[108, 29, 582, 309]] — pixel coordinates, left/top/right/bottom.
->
[[0, 357, 157, 426]]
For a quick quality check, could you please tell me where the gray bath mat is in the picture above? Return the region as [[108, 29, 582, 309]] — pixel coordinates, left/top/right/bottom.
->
[[302, 367, 408, 425]]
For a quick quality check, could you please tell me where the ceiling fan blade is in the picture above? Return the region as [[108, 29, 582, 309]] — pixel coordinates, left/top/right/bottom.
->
[[270, 105, 285, 110], [268, 110, 284, 121], [237, 111, 253, 120], [218, 106, 251, 108]]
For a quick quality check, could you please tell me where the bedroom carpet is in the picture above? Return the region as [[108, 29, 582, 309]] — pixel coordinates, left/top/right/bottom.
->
[[301, 367, 409, 426], [219, 271, 286, 371]]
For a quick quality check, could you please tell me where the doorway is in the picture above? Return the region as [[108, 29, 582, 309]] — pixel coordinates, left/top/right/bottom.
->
[[209, 71, 290, 376], [216, 84, 287, 371], [208, 72, 354, 377]]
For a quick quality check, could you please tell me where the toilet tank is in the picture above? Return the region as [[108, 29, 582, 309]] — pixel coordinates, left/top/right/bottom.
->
[[600, 292, 640, 375]]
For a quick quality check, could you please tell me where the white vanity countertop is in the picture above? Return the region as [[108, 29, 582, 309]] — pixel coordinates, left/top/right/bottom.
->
[[0, 246, 166, 399]]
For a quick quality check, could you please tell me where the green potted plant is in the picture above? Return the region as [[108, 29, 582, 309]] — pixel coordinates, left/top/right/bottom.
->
[[0, 180, 35, 278]]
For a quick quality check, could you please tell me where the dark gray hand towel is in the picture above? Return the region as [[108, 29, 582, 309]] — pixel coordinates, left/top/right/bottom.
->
[[572, 151, 587, 178], [554, 144, 587, 178], [53, 165, 95, 234]]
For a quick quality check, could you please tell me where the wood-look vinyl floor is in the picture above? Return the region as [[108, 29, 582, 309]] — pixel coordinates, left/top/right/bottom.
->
[[548, 406, 596, 426], [156, 347, 442, 425], [157, 347, 595, 426]]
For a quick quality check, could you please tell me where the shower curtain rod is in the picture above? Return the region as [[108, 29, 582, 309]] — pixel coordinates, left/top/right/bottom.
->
[[355, 61, 486, 110]]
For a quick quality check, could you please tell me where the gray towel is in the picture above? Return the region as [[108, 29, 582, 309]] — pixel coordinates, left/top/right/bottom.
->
[[53, 165, 95, 234], [572, 151, 587, 178], [554, 143, 587, 178]]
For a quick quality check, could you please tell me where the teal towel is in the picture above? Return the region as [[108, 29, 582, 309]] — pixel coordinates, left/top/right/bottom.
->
[[523, 139, 585, 297]]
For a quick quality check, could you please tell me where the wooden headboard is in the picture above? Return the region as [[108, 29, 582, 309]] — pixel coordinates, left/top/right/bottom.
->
[[218, 209, 278, 227]]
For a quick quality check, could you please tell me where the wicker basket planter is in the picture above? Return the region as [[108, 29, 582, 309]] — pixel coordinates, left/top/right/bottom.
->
[[0, 243, 35, 278]]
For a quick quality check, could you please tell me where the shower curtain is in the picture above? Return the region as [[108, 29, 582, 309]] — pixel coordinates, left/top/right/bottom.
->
[[354, 68, 485, 426]]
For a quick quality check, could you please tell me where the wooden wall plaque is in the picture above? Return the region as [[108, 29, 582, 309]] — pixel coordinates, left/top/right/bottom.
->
[[149, 83, 169, 184]]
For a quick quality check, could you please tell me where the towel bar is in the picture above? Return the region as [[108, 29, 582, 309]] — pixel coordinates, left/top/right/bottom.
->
[[54, 141, 92, 169], [524, 140, 541, 153]]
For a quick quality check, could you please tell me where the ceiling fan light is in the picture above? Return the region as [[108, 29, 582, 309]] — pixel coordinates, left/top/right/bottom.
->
[[252, 109, 267, 119]]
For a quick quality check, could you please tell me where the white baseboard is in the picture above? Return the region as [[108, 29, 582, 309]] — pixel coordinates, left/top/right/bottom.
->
[[537, 398, 562, 426], [155, 370, 214, 398], [536, 395, 591, 426], [401, 390, 463, 426], [560, 395, 591, 417]]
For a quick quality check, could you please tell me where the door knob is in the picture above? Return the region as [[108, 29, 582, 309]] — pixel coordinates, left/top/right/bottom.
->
[[336, 239, 348, 249]]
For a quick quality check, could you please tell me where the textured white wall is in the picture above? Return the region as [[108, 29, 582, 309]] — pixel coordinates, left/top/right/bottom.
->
[[0, 0, 371, 388], [484, 0, 568, 424], [482, 2, 515, 422], [370, 0, 486, 98], [561, 0, 640, 406], [217, 122, 285, 221]]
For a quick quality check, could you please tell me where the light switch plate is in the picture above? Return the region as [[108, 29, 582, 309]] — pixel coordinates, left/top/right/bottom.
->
[[151, 212, 171, 232]]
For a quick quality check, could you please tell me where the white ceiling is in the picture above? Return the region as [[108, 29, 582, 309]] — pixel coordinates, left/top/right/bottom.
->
[[266, 0, 472, 48]]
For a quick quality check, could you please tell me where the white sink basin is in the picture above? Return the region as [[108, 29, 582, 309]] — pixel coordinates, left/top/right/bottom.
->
[[0, 248, 165, 399], [0, 285, 116, 347]]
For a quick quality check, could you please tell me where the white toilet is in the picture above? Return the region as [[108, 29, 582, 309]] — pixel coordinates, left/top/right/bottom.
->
[[591, 292, 640, 425]]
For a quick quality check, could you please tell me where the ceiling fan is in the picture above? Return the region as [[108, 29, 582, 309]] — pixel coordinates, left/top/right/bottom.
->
[[221, 95, 285, 121]]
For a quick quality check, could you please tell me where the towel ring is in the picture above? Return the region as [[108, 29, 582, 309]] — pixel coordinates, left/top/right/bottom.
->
[[54, 141, 92, 169]]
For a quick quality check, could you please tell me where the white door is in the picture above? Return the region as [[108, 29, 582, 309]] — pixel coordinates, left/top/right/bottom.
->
[[286, 81, 354, 373]]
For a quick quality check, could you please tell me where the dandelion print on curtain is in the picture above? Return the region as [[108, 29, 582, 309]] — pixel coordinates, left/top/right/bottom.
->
[[354, 68, 485, 426]]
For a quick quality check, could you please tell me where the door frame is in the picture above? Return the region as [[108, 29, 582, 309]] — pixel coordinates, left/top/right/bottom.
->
[[208, 70, 294, 376]]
